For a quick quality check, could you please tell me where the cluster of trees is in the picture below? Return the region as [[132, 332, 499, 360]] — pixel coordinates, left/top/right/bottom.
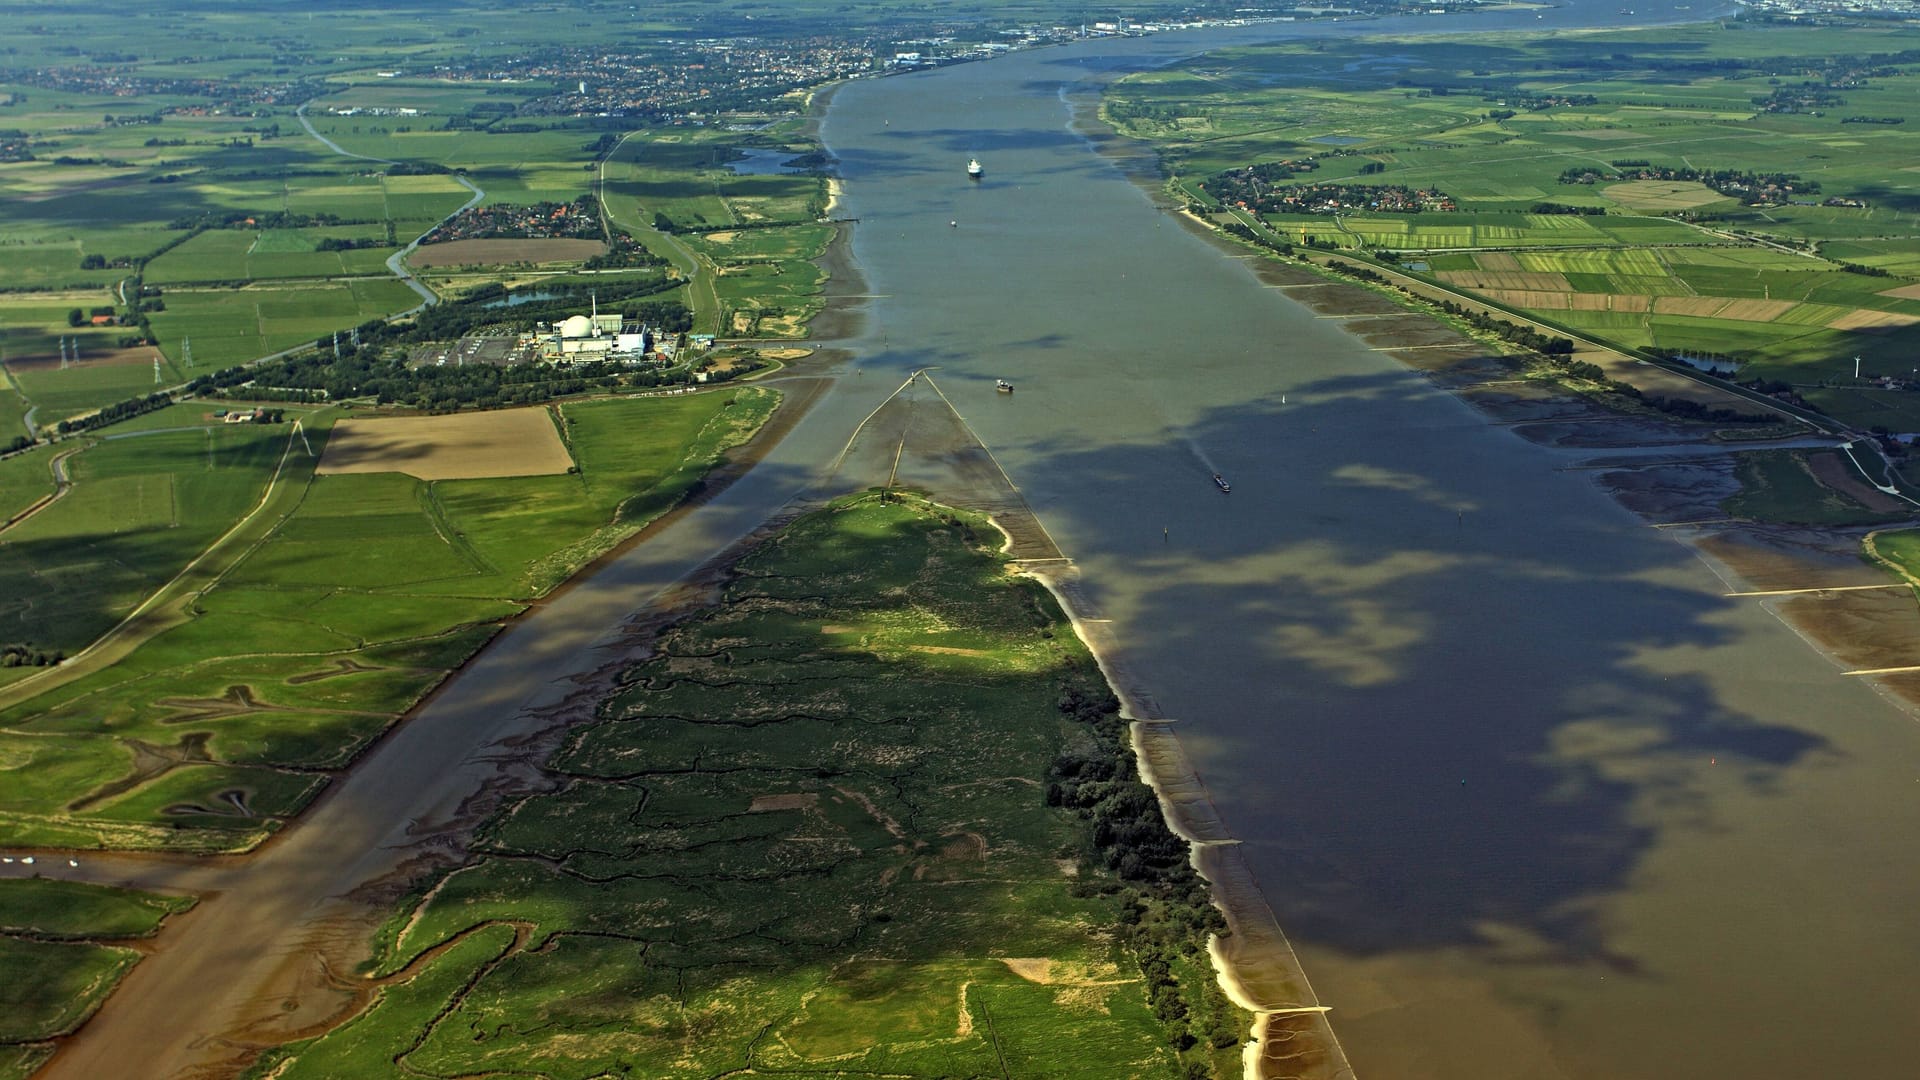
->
[[1, 643, 63, 668], [1198, 158, 1318, 203], [1752, 85, 1846, 113], [1218, 220, 1294, 258], [1046, 686, 1242, 1069], [1481, 91, 1598, 110], [1558, 163, 1820, 203], [1636, 391, 1771, 424], [1428, 298, 1575, 355], [358, 280, 690, 353], [55, 391, 173, 435], [197, 348, 696, 411], [583, 231, 665, 270], [1529, 202, 1606, 216], [2, 434, 33, 455], [1105, 99, 1196, 125], [0, 130, 32, 163], [164, 210, 363, 231], [314, 236, 384, 251]]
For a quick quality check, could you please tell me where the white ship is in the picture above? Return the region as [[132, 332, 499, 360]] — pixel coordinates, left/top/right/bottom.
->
[[967, 157, 983, 179]]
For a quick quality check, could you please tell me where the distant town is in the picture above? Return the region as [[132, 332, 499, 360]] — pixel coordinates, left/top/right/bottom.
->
[[0, 2, 1537, 141]]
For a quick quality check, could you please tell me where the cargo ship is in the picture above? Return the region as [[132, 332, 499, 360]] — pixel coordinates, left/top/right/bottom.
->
[[1213, 473, 1231, 494]]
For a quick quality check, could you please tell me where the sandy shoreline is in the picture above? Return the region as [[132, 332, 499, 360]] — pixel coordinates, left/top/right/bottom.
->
[[813, 78, 1341, 1078], [1013, 556, 1353, 1080]]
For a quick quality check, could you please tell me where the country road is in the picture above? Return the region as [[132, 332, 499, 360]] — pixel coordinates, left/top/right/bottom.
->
[[295, 102, 484, 313], [597, 134, 723, 335]]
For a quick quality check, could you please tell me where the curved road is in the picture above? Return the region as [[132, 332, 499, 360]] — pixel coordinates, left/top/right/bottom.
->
[[595, 133, 722, 335], [294, 103, 484, 312]]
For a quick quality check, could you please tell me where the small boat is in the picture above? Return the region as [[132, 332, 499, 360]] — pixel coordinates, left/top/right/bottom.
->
[[1212, 473, 1230, 493], [967, 157, 983, 179], [995, 379, 1014, 393], [950, 220, 957, 228]]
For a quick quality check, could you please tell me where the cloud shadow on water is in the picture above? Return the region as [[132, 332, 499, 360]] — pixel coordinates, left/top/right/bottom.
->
[[1013, 369, 1830, 972]]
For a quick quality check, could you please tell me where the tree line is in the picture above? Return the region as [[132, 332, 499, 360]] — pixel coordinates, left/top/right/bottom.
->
[[1046, 685, 1245, 1074]]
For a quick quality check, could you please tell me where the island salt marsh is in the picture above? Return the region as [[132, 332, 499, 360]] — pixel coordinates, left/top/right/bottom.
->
[[256, 497, 1249, 1080], [0, 878, 194, 1080]]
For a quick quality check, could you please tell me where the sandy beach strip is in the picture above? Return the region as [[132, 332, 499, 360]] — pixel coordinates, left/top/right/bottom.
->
[[1014, 558, 1352, 1080]]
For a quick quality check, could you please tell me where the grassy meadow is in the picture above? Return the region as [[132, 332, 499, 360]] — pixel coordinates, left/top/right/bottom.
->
[[599, 126, 831, 336], [1721, 449, 1911, 526], [0, 387, 778, 852], [145, 279, 421, 370], [0, 878, 195, 1078], [0, 2, 848, 447], [1107, 21, 1920, 430], [252, 496, 1245, 1079]]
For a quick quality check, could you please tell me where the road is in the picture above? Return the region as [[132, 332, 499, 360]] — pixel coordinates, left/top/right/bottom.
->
[[0, 444, 78, 534], [596, 134, 723, 335], [0, 421, 319, 713], [294, 103, 484, 313]]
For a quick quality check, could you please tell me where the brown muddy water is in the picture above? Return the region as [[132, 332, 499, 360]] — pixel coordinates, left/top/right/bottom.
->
[[808, 19, 1920, 1080], [20, 4, 1920, 1078]]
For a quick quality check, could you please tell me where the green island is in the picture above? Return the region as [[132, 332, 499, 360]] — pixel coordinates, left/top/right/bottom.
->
[[0, 877, 194, 1079], [248, 495, 1246, 1079]]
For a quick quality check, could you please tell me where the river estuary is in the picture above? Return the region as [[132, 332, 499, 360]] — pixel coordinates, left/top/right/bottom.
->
[[806, 5, 1920, 1078], [31, 2, 1920, 1077]]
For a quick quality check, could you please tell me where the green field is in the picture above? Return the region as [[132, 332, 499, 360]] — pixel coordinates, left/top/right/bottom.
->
[[143, 226, 400, 285], [0, 423, 291, 654], [1722, 449, 1908, 526], [0, 878, 194, 1075], [252, 495, 1245, 1079], [0, 388, 779, 851], [0, 446, 58, 523], [1111, 21, 1920, 429], [691, 222, 834, 336], [599, 128, 831, 336], [145, 280, 421, 370], [0, 387, 28, 445]]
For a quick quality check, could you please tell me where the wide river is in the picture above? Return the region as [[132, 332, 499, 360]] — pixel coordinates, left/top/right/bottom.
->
[[35, 3, 1920, 1078], [793, 5, 1920, 1078]]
